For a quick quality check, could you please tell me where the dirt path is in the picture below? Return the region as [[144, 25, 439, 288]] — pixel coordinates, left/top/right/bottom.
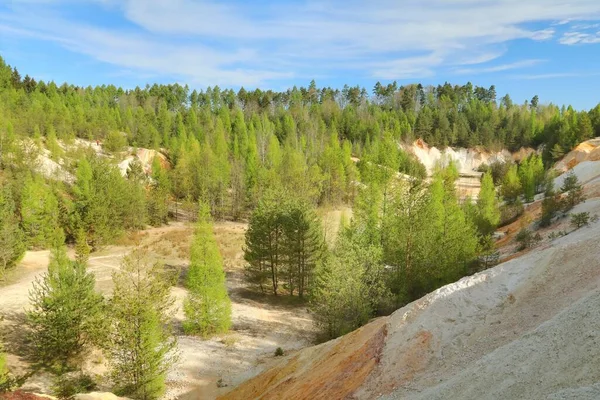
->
[[0, 221, 315, 399]]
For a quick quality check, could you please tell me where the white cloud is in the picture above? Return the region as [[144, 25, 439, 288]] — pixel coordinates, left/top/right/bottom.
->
[[2, 0, 600, 85], [510, 72, 600, 79], [559, 31, 600, 45], [454, 59, 546, 75]]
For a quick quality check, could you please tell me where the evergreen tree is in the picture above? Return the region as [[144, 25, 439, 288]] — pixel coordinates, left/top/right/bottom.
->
[[311, 231, 388, 340], [75, 227, 91, 264], [475, 172, 500, 237], [73, 157, 132, 247], [560, 171, 585, 212], [244, 194, 285, 295], [421, 171, 478, 293], [0, 185, 25, 280], [27, 232, 103, 372], [281, 201, 325, 298], [147, 157, 170, 226], [183, 203, 231, 336], [20, 174, 60, 249], [106, 250, 176, 400], [500, 164, 522, 204]]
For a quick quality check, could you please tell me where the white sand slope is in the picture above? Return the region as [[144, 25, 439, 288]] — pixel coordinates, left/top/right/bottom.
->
[[367, 199, 600, 399]]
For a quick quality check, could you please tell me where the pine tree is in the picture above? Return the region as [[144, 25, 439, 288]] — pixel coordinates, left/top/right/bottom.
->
[[0, 185, 25, 280], [244, 195, 285, 295], [75, 227, 91, 264], [560, 171, 585, 212], [27, 232, 103, 372], [73, 157, 132, 247], [311, 231, 388, 341], [475, 172, 500, 237], [500, 164, 522, 204], [281, 201, 325, 298], [107, 250, 176, 400], [183, 203, 231, 336], [147, 157, 170, 226], [421, 172, 478, 292], [20, 174, 60, 249]]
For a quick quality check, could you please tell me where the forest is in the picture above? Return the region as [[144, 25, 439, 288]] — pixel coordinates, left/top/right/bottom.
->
[[0, 53, 597, 399]]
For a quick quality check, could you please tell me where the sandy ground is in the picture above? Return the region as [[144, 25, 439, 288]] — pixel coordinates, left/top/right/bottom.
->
[[0, 221, 315, 399]]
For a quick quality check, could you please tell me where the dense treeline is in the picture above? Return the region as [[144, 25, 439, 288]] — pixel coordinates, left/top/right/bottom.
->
[[2, 58, 599, 152], [1, 54, 599, 224]]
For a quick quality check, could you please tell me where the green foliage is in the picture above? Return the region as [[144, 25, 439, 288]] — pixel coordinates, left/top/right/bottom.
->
[[518, 154, 545, 202], [274, 347, 284, 357], [244, 193, 324, 296], [500, 164, 522, 204], [106, 250, 177, 400], [540, 189, 560, 227], [20, 174, 60, 249], [73, 156, 146, 247], [46, 126, 63, 160], [148, 157, 170, 226], [183, 202, 232, 337], [27, 240, 103, 372], [499, 200, 524, 226], [570, 212, 590, 229], [311, 231, 389, 341], [103, 131, 127, 153], [74, 227, 91, 264], [0, 342, 8, 390], [475, 172, 500, 237], [560, 171, 585, 212], [478, 161, 511, 186], [515, 228, 541, 251], [281, 201, 325, 297], [360, 164, 480, 305], [53, 373, 97, 399], [0, 184, 26, 280]]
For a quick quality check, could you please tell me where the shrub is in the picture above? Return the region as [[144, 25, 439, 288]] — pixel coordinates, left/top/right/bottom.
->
[[570, 212, 590, 229], [103, 131, 127, 153], [540, 190, 560, 227], [515, 228, 541, 251], [500, 200, 524, 226], [274, 347, 284, 357], [53, 373, 97, 399], [560, 172, 585, 212]]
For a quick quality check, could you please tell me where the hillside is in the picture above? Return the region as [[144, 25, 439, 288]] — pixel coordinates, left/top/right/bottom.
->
[[220, 154, 600, 400]]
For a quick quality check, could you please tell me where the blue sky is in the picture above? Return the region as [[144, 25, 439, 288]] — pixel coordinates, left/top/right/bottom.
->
[[1, 0, 600, 109]]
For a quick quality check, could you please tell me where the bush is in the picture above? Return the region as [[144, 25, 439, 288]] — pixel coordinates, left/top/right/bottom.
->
[[540, 191, 560, 227], [53, 373, 97, 400], [53, 373, 97, 399], [548, 231, 568, 240], [570, 212, 590, 229], [500, 200, 524, 226], [274, 347, 284, 357], [103, 131, 127, 153], [515, 228, 541, 251], [560, 172, 585, 212]]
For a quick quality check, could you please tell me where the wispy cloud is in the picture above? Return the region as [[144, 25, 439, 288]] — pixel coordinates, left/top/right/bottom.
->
[[559, 31, 600, 45], [454, 59, 546, 75], [2, 0, 600, 86], [510, 72, 600, 80]]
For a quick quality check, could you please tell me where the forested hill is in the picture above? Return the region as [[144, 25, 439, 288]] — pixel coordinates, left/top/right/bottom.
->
[[1, 56, 599, 161]]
